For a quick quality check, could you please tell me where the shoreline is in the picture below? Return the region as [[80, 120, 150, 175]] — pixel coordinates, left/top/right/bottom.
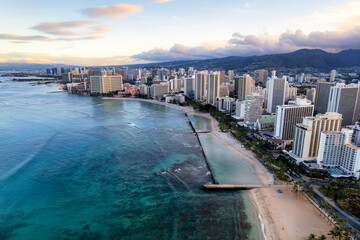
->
[[102, 97, 333, 240], [103, 97, 274, 239]]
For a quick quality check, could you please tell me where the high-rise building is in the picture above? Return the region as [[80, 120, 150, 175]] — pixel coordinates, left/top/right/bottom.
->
[[206, 72, 220, 105], [297, 73, 305, 84], [216, 97, 235, 113], [317, 128, 360, 179], [188, 67, 194, 76], [341, 143, 360, 179], [238, 74, 253, 101], [271, 70, 276, 78], [90, 76, 123, 94], [219, 83, 230, 97], [317, 131, 347, 167], [228, 70, 234, 81], [244, 93, 263, 125], [178, 68, 185, 76], [274, 98, 314, 140], [234, 101, 245, 119], [314, 80, 335, 113], [306, 88, 316, 103], [139, 84, 148, 95], [150, 83, 169, 99], [219, 70, 225, 84], [172, 78, 182, 93], [254, 69, 268, 84], [195, 72, 207, 101], [286, 86, 298, 101], [267, 77, 286, 113], [327, 83, 360, 126], [184, 77, 195, 97], [292, 112, 342, 159], [233, 76, 239, 97], [330, 70, 336, 82]]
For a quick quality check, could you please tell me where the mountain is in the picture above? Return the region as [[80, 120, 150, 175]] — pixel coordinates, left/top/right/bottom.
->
[[127, 49, 360, 71], [0, 63, 71, 71], [337, 49, 360, 67], [1, 49, 359, 71]]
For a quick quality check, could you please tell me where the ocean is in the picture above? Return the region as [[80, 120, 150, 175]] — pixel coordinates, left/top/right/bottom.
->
[[0, 78, 262, 240]]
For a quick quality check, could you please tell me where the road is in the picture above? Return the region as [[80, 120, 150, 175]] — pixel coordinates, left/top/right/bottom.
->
[[304, 182, 360, 232]]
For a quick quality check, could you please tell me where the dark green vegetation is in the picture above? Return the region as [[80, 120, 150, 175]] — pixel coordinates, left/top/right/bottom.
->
[[319, 180, 360, 218], [318, 200, 360, 240]]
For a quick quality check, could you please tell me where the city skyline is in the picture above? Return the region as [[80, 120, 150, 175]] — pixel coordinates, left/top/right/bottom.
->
[[0, 0, 359, 65]]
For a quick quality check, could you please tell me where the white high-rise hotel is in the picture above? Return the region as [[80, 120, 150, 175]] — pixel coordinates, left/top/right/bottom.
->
[[317, 127, 360, 179]]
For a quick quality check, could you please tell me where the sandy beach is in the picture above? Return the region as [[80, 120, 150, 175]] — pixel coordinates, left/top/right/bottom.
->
[[103, 97, 334, 239]]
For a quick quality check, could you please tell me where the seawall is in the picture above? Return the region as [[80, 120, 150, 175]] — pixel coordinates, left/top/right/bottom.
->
[[186, 113, 218, 184]]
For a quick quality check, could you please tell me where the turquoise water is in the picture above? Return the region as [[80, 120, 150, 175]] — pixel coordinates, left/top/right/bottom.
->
[[188, 114, 212, 131], [0, 78, 262, 239], [199, 134, 260, 185], [328, 170, 338, 175]]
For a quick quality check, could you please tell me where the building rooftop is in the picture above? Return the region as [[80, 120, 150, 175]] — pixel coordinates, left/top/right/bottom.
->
[[257, 117, 275, 124]]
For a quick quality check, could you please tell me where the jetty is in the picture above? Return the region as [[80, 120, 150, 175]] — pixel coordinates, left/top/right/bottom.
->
[[202, 183, 263, 190]]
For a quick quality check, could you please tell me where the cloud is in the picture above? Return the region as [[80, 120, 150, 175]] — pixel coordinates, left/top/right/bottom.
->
[[0, 20, 113, 43], [31, 21, 97, 36], [152, 0, 173, 3], [0, 33, 103, 43], [0, 34, 51, 41], [0, 52, 147, 66], [82, 4, 143, 19], [291, 0, 360, 31], [132, 26, 360, 61]]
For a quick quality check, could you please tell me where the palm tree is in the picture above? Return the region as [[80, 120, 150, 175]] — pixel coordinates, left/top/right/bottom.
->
[[307, 233, 316, 240], [317, 235, 326, 240], [292, 182, 299, 196], [328, 226, 341, 240]]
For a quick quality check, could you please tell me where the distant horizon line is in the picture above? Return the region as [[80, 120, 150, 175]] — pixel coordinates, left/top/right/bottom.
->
[[0, 48, 359, 68]]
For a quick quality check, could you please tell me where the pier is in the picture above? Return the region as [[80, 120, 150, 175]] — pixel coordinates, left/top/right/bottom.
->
[[202, 183, 263, 190]]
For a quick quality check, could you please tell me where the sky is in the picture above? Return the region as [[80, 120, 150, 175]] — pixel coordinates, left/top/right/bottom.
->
[[0, 0, 359, 65]]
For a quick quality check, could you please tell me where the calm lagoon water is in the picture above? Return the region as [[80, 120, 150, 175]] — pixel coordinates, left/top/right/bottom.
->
[[199, 134, 260, 185], [188, 114, 212, 132], [0, 78, 262, 240]]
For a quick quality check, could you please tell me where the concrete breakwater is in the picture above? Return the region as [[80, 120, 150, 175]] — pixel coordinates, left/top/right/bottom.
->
[[186, 113, 262, 190], [186, 113, 218, 184]]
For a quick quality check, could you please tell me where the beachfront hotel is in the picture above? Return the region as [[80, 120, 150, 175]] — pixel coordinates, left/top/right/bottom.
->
[[317, 128, 360, 179], [244, 93, 263, 126], [90, 76, 123, 94], [292, 112, 343, 160], [274, 98, 314, 140]]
